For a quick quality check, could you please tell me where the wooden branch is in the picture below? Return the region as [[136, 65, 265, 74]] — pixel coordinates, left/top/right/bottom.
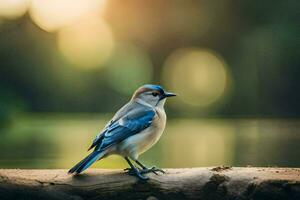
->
[[0, 167, 299, 200]]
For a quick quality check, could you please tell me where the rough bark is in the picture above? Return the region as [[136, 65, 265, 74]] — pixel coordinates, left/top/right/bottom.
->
[[0, 167, 299, 200]]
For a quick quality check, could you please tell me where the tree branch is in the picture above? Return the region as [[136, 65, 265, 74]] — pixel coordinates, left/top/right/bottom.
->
[[0, 167, 299, 200]]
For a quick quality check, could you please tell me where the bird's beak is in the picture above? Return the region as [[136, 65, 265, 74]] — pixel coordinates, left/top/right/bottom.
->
[[164, 92, 177, 98]]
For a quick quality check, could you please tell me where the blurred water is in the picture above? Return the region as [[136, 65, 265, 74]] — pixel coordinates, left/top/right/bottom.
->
[[0, 114, 299, 169]]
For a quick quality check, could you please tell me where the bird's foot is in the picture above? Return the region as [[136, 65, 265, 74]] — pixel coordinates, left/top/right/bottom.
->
[[124, 167, 149, 181], [123, 167, 135, 175], [140, 166, 165, 175]]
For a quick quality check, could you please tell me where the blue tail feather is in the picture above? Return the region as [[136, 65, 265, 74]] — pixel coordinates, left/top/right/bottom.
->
[[68, 151, 103, 174]]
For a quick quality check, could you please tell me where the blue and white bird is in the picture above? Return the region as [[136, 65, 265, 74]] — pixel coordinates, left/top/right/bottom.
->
[[68, 84, 176, 180]]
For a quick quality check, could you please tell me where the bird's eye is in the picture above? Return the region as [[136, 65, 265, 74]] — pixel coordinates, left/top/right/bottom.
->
[[152, 92, 158, 97]]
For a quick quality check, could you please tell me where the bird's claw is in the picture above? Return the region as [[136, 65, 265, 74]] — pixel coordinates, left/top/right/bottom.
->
[[124, 168, 149, 181], [123, 168, 131, 172], [124, 168, 135, 175], [136, 172, 149, 181], [140, 166, 165, 175]]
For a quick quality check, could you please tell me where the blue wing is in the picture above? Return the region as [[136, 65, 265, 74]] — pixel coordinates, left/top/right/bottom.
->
[[98, 109, 155, 151], [88, 102, 155, 151]]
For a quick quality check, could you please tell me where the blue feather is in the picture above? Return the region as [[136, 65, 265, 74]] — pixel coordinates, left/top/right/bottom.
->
[[69, 102, 155, 174], [98, 109, 155, 151], [143, 84, 164, 94], [68, 151, 103, 174]]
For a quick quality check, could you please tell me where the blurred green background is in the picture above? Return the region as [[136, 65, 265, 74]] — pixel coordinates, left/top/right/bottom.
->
[[0, 0, 299, 169]]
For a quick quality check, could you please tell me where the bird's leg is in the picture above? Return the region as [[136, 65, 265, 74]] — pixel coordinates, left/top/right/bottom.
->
[[135, 160, 165, 175], [124, 157, 148, 181], [123, 166, 142, 174], [123, 161, 142, 174]]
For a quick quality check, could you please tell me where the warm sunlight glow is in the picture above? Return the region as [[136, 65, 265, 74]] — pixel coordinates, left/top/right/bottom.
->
[[106, 43, 153, 95], [29, 0, 106, 32], [0, 0, 29, 19], [164, 120, 235, 167], [163, 48, 230, 110], [57, 15, 114, 69]]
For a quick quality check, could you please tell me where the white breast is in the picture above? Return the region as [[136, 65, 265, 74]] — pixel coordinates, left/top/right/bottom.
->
[[116, 106, 167, 160]]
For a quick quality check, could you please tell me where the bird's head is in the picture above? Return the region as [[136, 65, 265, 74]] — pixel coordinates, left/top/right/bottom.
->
[[132, 84, 176, 107]]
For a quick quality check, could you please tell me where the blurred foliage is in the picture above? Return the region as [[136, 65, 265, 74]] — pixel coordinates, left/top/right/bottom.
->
[[0, 85, 27, 129], [0, 115, 299, 168], [0, 0, 299, 119], [0, 0, 299, 169]]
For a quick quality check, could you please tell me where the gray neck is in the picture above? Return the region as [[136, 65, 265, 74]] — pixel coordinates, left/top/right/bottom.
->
[[134, 98, 166, 109], [134, 98, 153, 108]]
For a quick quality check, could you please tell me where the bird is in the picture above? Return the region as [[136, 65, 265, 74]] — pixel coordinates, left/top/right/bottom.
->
[[68, 84, 176, 180]]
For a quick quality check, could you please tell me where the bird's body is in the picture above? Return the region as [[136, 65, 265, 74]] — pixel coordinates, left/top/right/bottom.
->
[[113, 98, 167, 160], [69, 84, 176, 180]]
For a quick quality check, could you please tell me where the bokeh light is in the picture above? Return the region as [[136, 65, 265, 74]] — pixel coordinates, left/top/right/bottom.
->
[[106, 43, 153, 95], [0, 0, 29, 19], [57, 15, 114, 69], [163, 48, 230, 110], [29, 0, 106, 32], [163, 120, 235, 167]]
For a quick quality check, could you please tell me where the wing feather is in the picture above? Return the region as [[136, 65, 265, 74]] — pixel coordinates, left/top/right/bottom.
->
[[98, 109, 155, 151], [88, 101, 155, 151]]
